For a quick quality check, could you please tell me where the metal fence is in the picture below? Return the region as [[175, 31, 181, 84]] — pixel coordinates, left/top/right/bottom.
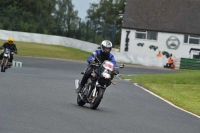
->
[[77, 20, 117, 46]]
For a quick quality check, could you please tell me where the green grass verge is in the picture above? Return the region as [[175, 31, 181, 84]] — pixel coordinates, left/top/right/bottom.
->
[[121, 70, 200, 116], [0, 39, 91, 61]]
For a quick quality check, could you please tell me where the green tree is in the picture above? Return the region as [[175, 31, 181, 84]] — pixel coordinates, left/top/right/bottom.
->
[[53, 0, 79, 37], [86, 0, 126, 46], [0, 0, 57, 33], [0, 0, 126, 46], [0, 0, 79, 36]]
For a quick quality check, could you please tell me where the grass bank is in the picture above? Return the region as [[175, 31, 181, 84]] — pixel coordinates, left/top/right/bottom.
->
[[0, 40, 91, 61], [121, 70, 200, 116]]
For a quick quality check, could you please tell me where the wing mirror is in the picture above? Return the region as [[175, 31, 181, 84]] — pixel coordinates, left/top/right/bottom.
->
[[119, 64, 124, 69]]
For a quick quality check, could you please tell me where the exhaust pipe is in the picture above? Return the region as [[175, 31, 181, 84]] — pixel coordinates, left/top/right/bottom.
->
[[75, 79, 79, 90]]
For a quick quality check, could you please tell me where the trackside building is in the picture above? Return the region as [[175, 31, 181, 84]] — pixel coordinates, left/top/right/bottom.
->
[[120, 0, 200, 65]]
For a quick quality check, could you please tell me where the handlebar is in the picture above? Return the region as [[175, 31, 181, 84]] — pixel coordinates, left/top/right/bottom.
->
[[90, 63, 101, 69], [90, 63, 100, 66], [1, 48, 17, 54]]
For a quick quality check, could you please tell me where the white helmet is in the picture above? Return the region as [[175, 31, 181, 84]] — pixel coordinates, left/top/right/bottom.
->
[[101, 40, 112, 54]]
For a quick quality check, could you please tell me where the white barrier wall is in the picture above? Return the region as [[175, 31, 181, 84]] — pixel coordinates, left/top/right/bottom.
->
[[0, 29, 167, 67], [0, 29, 98, 53]]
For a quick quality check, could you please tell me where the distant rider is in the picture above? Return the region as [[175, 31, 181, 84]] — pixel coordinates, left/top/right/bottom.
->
[[0, 37, 18, 65], [76, 40, 119, 93]]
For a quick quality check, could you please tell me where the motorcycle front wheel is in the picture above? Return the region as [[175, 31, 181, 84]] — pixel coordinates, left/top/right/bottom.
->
[[77, 94, 86, 106], [90, 88, 103, 110], [1, 58, 8, 72]]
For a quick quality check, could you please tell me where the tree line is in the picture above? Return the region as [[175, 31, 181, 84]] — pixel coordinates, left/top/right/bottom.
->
[[0, 0, 126, 46]]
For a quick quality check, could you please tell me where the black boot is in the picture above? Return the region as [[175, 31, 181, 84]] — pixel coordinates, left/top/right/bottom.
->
[[76, 85, 83, 93], [76, 74, 89, 93]]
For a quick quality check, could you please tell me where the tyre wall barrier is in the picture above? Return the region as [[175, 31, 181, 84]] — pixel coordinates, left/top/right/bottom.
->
[[174, 57, 180, 69], [180, 58, 200, 70]]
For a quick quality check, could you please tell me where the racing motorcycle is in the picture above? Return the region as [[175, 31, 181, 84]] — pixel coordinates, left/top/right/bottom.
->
[[0, 48, 13, 72], [75, 53, 124, 110]]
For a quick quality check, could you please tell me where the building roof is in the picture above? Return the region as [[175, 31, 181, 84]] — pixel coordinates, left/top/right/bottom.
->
[[122, 0, 200, 35], [189, 48, 200, 53]]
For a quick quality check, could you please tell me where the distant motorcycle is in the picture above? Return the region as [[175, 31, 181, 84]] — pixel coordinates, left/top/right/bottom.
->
[[75, 54, 124, 110], [0, 48, 14, 72]]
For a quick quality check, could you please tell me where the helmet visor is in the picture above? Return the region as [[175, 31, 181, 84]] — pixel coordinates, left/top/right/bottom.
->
[[104, 47, 111, 52], [8, 41, 13, 44]]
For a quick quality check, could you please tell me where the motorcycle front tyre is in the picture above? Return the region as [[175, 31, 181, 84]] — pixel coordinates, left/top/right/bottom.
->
[[77, 94, 86, 106], [1, 58, 7, 72], [90, 88, 103, 110]]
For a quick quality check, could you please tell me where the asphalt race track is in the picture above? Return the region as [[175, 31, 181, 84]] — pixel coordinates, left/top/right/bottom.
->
[[0, 56, 199, 133]]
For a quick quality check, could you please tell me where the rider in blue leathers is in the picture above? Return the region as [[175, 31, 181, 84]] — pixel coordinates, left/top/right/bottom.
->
[[76, 40, 119, 93], [87, 50, 118, 68]]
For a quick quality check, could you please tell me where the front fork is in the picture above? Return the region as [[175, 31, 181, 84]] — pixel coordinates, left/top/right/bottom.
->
[[1, 57, 8, 66], [92, 82, 100, 97], [92, 81, 105, 99]]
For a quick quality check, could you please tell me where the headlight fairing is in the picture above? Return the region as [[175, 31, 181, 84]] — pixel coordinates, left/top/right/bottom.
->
[[102, 71, 111, 79], [4, 54, 8, 57]]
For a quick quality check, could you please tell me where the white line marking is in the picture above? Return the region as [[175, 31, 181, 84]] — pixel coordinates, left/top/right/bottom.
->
[[12, 61, 23, 67], [134, 83, 200, 119], [116, 74, 123, 80]]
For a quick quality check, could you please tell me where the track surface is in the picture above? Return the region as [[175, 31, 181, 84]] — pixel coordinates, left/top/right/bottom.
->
[[0, 56, 199, 133]]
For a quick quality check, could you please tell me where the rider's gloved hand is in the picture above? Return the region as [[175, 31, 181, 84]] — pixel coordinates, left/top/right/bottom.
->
[[89, 59, 95, 65]]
